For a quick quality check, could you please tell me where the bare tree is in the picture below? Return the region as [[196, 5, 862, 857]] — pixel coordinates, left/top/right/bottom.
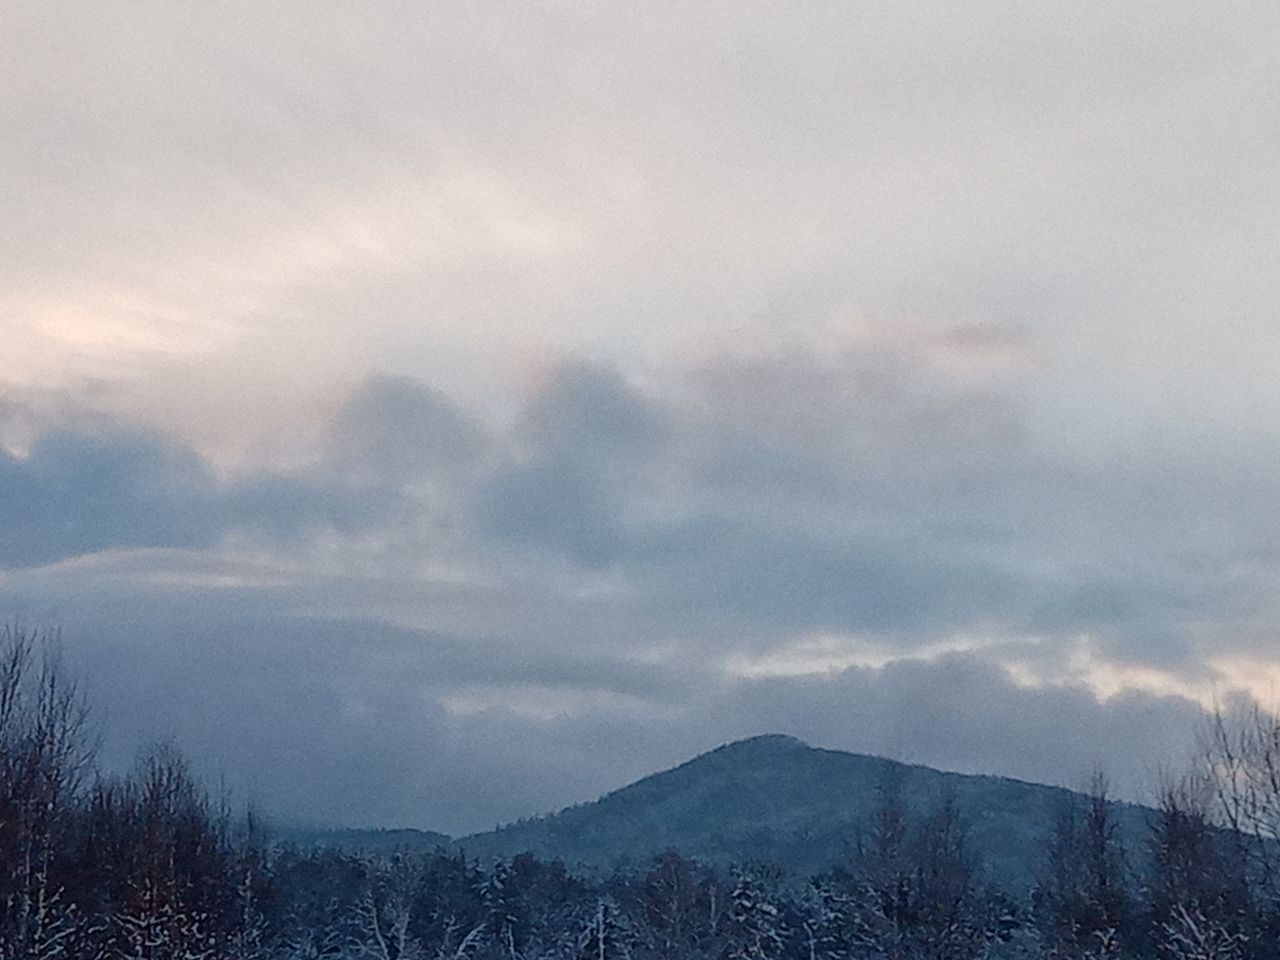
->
[[0, 625, 96, 960], [1033, 771, 1132, 960], [1200, 699, 1280, 888]]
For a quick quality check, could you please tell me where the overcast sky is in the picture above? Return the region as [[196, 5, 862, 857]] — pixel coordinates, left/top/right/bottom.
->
[[2, 1, 1278, 832]]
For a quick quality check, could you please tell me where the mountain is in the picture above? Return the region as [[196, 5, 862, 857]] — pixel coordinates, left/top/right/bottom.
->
[[452, 734, 1153, 888], [278, 826, 453, 854]]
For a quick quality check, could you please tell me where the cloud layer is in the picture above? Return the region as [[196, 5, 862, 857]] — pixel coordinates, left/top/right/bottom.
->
[[3, 0, 1279, 829], [3, 336, 1277, 829]]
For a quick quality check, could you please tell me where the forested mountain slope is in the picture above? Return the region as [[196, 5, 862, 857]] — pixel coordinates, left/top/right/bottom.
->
[[452, 734, 1153, 887]]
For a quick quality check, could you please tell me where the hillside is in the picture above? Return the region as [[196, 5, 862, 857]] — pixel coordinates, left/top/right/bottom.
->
[[452, 735, 1152, 888], [278, 826, 453, 855]]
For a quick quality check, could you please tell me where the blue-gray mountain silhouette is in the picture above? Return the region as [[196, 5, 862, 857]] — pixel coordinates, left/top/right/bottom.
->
[[296, 735, 1154, 888]]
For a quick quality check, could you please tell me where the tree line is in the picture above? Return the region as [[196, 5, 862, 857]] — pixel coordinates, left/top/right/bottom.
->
[[5, 625, 1280, 959]]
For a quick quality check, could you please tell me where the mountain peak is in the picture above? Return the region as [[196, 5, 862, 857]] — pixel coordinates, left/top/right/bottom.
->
[[710, 733, 809, 755]]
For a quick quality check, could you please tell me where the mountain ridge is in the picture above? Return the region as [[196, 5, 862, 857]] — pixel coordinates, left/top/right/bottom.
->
[[287, 735, 1154, 889]]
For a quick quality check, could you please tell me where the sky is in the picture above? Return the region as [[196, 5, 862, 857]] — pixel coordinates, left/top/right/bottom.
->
[[2, 1, 1279, 832]]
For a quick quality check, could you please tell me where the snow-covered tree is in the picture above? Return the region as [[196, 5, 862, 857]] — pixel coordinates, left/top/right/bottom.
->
[[1159, 905, 1248, 960], [348, 857, 426, 960], [574, 896, 635, 960], [719, 873, 784, 960]]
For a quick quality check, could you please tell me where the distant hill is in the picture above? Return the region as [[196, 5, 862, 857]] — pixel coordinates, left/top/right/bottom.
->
[[451, 734, 1153, 888], [276, 736, 1156, 889], [277, 826, 452, 855]]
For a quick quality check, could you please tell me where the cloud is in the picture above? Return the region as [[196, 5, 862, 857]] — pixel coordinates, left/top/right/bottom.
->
[[719, 654, 1207, 803], [628, 517, 1021, 637], [0, 415, 398, 569], [0, 427, 221, 566], [459, 345, 1280, 679], [475, 362, 664, 566], [0, 548, 1207, 831], [3, 0, 1279, 831], [5, 0, 1276, 440], [329, 373, 491, 485], [5, 335, 1280, 833]]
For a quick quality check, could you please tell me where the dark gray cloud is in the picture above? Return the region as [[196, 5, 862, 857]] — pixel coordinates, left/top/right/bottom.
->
[[464, 349, 1279, 668], [476, 362, 664, 566], [0, 554, 1207, 831], [330, 373, 490, 485], [5, 342, 1278, 837], [630, 518, 1023, 636], [1, 339, 1272, 829], [722, 655, 1206, 799], [0, 427, 220, 566], [0, 560, 701, 830], [0, 417, 397, 568]]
